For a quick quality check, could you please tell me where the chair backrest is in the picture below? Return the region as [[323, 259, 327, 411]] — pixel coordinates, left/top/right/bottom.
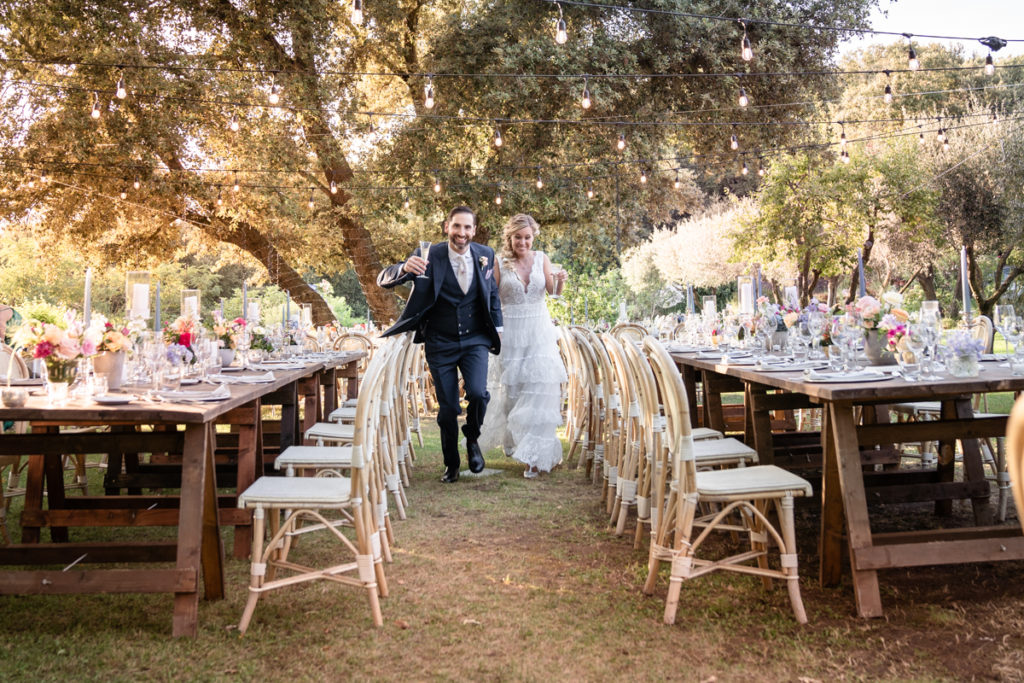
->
[[0, 344, 28, 381], [969, 315, 994, 354], [334, 332, 374, 356], [643, 336, 697, 496], [611, 323, 647, 344], [1005, 394, 1024, 525]]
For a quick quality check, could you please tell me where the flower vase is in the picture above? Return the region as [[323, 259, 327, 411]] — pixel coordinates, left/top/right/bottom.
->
[[947, 354, 980, 378], [863, 330, 896, 366], [43, 357, 77, 405], [92, 350, 126, 389], [218, 348, 235, 367]]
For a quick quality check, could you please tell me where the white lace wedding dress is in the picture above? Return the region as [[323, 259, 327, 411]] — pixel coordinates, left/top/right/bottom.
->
[[479, 251, 567, 472]]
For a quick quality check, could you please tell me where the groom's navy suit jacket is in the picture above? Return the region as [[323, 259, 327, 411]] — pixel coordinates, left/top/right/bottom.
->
[[377, 241, 502, 354]]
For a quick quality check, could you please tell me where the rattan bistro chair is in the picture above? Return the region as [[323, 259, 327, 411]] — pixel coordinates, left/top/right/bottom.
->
[[1004, 395, 1024, 525], [236, 339, 391, 633], [642, 337, 812, 624]]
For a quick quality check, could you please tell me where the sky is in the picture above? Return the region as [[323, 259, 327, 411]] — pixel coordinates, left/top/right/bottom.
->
[[839, 0, 1024, 59]]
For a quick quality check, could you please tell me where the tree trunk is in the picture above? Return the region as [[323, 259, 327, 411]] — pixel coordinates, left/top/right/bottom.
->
[[847, 231, 875, 303], [917, 264, 938, 306]]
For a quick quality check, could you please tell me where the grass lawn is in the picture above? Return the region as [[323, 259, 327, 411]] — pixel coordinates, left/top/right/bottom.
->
[[1, 416, 1023, 682]]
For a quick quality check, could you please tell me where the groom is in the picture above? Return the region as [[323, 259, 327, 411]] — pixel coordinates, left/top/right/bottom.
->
[[377, 206, 502, 483]]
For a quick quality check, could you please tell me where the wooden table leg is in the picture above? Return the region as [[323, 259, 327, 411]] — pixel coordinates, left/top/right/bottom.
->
[[278, 384, 298, 451], [702, 371, 727, 434], [173, 423, 224, 637], [954, 397, 993, 526], [322, 368, 338, 417], [745, 383, 776, 465], [935, 400, 958, 516], [829, 402, 882, 617], [679, 364, 701, 428], [231, 400, 261, 559], [22, 454, 45, 544], [819, 408, 845, 586], [43, 453, 69, 543]]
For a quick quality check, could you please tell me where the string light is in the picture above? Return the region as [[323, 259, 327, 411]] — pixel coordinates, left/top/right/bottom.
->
[[985, 53, 995, 76], [495, 187, 502, 205], [115, 74, 127, 99], [268, 74, 280, 105], [232, 171, 240, 192], [730, 132, 739, 151], [908, 44, 919, 71], [329, 178, 338, 194], [554, 3, 567, 45], [757, 159, 766, 177], [587, 179, 595, 199], [229, 113, 240, 132], [216, 189, 224, 206], [884, 83, 893, 103], [639, 167, 647, 184], [133, 176, 140, 190], [738, 87, 748, 107], [740, 159, 749, 175], [39, 171, 48, 183], [580, 77, 591, 110], [433, 174, 441, 193], [918, 131, 926, 145], [493, 125, 503, 148], [403, 194, 410, 209], [25, 178, 34, 189], [90, 91, 101, 119], [673, 170, 681, 189], [740, 22, 753, 61], [840, 149, 850, 164], [308, 189, 315, 209], [942, 133, 950, 151], [839, 122, 847, 149], [352, 0, 364, 26], [119, 185, 127, 200], [616, 132, 626, 151], [536, 170, 544, 189], [423, 75, 435, 110]]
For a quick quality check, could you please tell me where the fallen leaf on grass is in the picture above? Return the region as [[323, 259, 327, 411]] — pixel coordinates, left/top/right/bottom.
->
[[395, 619, 410, 629], [462, 618, 481, 626]]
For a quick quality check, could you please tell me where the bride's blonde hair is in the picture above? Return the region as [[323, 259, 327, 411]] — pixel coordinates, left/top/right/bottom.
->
[[500, 213, 540, 262]]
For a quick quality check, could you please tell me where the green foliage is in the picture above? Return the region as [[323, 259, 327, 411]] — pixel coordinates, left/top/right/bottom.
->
[[548, 264, 627, 326]]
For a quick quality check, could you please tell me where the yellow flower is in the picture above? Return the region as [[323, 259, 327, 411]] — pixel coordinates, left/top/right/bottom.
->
[[42, 324, 65, 345], [892, 307, 910, 322]]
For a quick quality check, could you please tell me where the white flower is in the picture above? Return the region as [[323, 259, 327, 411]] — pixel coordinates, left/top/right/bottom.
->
[[479, 256, 488, 268], [881, 291, 903, 307]]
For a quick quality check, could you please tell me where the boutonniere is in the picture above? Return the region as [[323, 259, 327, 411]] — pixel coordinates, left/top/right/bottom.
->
[[479, 256, 488, 268]]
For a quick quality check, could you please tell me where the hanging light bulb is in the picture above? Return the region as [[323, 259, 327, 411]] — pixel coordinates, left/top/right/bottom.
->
[[133, 176, 141, 190], [229, 113, 240, 132], [738, 87, 748, 107], [673, 170, 681, 190], [433, 175, 441, 193], [91, 92, 101, 119], [985, 53, 995, 76], [232, 171, 240, 192], [730, 133, 739, 151], [39, 171, 48, 184], [757, 160, 765, 177], [26, 178, 35, 189], [116, 74, 127, 99], [217, 190, 224, 206], [884, 84, 893, 104], [943, 135, 950, 152], [908, 46, 919, 71], [587, 179, 595, 199], [617, 132, 626, 151], [493, 125, 503, 148], [329, 178, 338, 194], [352, 0, 364, 26], [403, 195, 410, 209], [839, 126, 847, 150], [120, 185, 128, 200], [308, 190, 315, 209], [918, 131, 926, 145], [840, 149, 851, 164], [580, 78, 591, 110], [536, 171, 544, 190], [495, 187, 502, 205], [268, 74, 280, 105], [740, 23, 753, 61], [554, 3, 567, 45], [991, 107, 999, 123], [639, 168, 647, 184], [423, 75, 435, 110], [937, 127, 945, 143], [741, 160, 749, 176]]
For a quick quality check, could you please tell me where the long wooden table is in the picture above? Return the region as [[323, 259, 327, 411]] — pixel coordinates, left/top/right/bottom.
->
[[671, 350, 1024, 617], [0, 351, 363, 637]]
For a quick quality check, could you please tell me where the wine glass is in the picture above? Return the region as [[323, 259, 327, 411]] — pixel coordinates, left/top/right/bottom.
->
[[417, 240, 432, 279], [806, 312, 825, 359], [994, 304, 1016, 354], [549, 263, 565, 299], [900, 325, 927, 381], [917, 309, 942, 378]]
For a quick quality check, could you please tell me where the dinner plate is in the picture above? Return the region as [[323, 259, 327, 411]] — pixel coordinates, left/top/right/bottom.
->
[[180, 378, 199, 385], [93, 394, 136, 405], [803, 372, 895, 383], [755, 361, 828, 372], [219, 366, 242, 372]]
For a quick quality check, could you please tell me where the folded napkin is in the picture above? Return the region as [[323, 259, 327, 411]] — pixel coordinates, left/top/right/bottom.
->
[[210, 371, 276, 384], [253, 362, 307, 370], [665, 344, 698, 353], [755, 360, 826, 372], [157, 384, 231, 402], [805, 369, 887, 382], [980, 354, 1007, 361]]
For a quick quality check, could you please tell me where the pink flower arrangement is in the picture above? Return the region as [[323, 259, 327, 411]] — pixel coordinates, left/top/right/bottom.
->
[[164, 316, 198, 350], [211, 313, 246, 350], [11, 311, 89, 362]]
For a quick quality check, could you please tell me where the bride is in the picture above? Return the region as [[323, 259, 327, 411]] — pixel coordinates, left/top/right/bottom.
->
[[479, 214, 569, 478]]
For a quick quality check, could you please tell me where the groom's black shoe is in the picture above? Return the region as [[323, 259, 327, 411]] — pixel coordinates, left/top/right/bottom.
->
[[467, 441, 485, 474], [440, 467, 460, 483]]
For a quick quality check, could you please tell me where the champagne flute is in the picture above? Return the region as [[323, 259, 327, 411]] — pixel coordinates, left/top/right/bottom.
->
[[549, 263, 565, 299], [417, 240, 432, 279]]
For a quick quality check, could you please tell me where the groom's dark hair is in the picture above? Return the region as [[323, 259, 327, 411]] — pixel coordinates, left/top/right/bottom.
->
[[444, 205, 476, 227]]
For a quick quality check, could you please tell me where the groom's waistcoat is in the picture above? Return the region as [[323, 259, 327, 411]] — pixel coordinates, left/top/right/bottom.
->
[[423, 260, 485, 341]]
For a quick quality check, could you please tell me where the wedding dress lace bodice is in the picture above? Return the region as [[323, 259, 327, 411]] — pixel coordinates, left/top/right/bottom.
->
[[497, 252, 547, 307]]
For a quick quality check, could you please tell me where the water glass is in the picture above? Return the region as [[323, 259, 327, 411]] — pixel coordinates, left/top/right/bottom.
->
[[91, 374, 109, 397], [160, 360, 182, 392], [1010, 354, 1024, 376]]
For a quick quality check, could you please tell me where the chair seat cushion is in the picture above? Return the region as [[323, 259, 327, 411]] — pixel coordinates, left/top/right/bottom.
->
[[328, 406, 357, 422], [691, 427, 723, 441], [696, 465, 812, 497], [693, 437, 758, 464], [305, 422, 355, 441], [238, 475, 352, 508], [275, 446, 353, 470], [891, 401, 941, 416]]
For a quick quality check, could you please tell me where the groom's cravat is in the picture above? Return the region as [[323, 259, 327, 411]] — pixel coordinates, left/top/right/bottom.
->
[[455, 252, 471, 294]]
